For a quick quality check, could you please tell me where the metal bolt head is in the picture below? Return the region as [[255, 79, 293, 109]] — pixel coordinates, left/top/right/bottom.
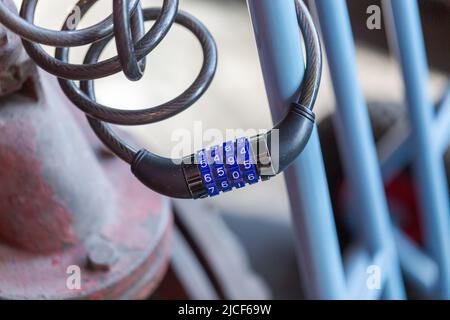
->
[[86, 241, 117, 272]]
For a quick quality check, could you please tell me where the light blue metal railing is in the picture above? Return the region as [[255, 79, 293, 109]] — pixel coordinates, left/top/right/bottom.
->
[[248, 0, 449, 300], [386, 0, 450, 298], [248, 0, 347, 299]]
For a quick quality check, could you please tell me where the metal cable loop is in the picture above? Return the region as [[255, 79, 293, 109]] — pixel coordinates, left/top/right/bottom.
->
[[56, 8, 217, 126], [0, 0, 320, 167], [114, 0, 145, 81], [20, 0, 179, 80], [0, 0, 139, 47], [295, 0, 322, 110], [0, 0, 217, 163], [76, 9, 218, 163]]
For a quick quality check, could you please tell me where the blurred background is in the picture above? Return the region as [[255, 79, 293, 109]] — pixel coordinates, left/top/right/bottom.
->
[[13, 0, 449, 298]]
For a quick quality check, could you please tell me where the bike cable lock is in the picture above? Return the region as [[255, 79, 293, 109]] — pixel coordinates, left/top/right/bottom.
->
[[0, 0, 322, 199]]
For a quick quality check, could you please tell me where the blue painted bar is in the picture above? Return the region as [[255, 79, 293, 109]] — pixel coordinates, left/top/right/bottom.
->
[[247, 0, 346, 299], [379, 85, 449, 182], [394, 228, 438, 296], [436, 85, 450, 154], [314, 0, 405, 299], [388, 0, 450, 298], [378, 122, 412, 183]]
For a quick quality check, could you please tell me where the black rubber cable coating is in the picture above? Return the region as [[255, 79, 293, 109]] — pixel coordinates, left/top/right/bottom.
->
[[0, 0, 322, 198]]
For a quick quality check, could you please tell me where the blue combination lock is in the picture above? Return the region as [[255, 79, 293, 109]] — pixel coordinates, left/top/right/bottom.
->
[[133, 104, 315, 200], [128, 0, 319, 200], [0, 0, 321, 201], [196, 137, 261, 198]]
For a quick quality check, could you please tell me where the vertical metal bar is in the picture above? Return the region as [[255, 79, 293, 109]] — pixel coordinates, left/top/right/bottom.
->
[[436, 85, 450, 154], [387, 0, 450, 298], [247, 0, 346, 299], [313, 0, 405, 299], [378, 123, 412, 183]]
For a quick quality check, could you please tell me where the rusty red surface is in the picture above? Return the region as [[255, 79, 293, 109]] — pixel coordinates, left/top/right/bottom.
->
[[0, 69, 172, 299], [0, 122, 78, 253]]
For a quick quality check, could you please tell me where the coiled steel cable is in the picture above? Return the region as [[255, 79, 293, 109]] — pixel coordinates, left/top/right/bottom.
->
[[0, 0, 320, 167], [295, 0, 322, 111]]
